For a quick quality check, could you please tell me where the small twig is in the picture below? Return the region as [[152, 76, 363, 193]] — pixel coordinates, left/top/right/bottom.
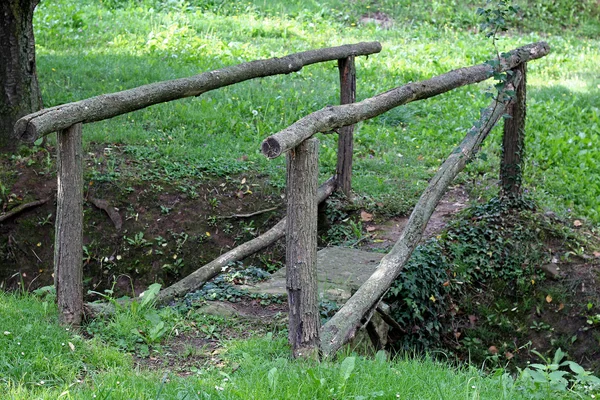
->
[[376, 306, 407, 333], [349, 234, 372, 248], [31, 248, 42, 263], [219, 206, 280, 219], [0, 198, 50, 223]]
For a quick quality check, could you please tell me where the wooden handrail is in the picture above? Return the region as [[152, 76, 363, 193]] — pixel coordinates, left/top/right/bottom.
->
[[15, 42, 381, 142], [261, 41, 549, 159]]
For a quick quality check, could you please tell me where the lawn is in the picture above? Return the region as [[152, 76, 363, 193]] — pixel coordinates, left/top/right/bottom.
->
[[3, 290, 598, 399], [33, 0, 600, 222]]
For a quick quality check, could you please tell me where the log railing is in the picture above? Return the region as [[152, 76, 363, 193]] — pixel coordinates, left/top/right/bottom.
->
[[15, 42, 382, 325], [260, 42, 549, 357], [15, 39, 550, 361]]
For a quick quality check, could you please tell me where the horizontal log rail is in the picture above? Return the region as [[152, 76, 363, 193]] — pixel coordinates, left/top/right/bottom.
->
[[15, 42, 381, 142], [261, 41, 549, 159]]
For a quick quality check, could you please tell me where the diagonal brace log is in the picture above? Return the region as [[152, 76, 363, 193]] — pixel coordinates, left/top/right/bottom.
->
[[156, 177, 337, 306]]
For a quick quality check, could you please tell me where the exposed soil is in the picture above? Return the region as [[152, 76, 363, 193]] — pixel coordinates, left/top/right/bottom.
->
[[528, 261, 600, 371], [360, 185, 469, 251], [2, 145, 599, 373], [359, 12, 394, 29], [134, 298, 288, 374], [0, 145, 285, 298]]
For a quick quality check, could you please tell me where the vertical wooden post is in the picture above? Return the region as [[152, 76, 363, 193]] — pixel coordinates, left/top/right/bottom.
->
[[500, 62, 527, 199], [286, 138, 320, 359], [336, 56, 356, 197], [55, 123, 84, 326]]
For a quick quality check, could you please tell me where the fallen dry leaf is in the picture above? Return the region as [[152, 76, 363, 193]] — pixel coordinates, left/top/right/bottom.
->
[[488, 346, 498, 354], [594, 251, 600, 258], [366, 226, 376, 232], [360, 211, 373, 222], [558, 303, 564, 311], [546, 294, 553, 303], [505, 352, 514, 360], [574, 220, 583, 227], [454, 331, 461, 339]]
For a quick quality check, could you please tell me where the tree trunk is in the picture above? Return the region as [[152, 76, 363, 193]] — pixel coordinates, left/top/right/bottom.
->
[[55, 124, 84, 326], [500, 63, 527, 198], [0, 0, 42, 151], [286, 138, 320, 359], [319, 72, 523, 358]]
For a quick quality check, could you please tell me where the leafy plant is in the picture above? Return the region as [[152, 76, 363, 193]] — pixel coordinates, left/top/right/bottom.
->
[[519, 348, 600, 395], [385, 196, 576, 353], [320, 193, 365, 246], [124, 232, 151, 248], [85, 283, 177, 356]]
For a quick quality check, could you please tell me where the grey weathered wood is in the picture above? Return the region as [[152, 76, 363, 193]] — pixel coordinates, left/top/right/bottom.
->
[[501, 63, 527, 198], [15, 42, 382, 142], [156, 176, 337, 306], [261, 42, 549, 158], [286, 138, 320, 359], [336, 56, 356, 197], [319, 72, 523, 358], [55, 123, 84, 326]]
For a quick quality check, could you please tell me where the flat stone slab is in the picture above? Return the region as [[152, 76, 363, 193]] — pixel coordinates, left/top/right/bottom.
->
[[241, 247, 384, 302]]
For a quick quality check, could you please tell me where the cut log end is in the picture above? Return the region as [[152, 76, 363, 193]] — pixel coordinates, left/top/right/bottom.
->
[[14, 118, 37, 143], [262, 137, 282, 158]]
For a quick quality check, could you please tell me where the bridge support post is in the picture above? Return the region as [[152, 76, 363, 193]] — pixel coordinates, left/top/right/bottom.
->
[[501, 62, 527, 199], [336, 56, 356, 197], [286, 138, 320, 359], [55, 123, 84, 326]]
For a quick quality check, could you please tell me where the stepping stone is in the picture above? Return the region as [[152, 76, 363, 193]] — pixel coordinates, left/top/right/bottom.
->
[[242, 246, 384, 302]]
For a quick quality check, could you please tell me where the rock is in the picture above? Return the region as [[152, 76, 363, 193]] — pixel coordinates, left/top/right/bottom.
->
[[538, 263, 561, 280], [246, 247, 384, 302], [196, 302, 238, 318]]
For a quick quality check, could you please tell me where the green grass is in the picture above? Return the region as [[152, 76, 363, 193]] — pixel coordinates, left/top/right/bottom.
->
[[30, 0, 600, 222], [4, 2, 600, 397], [2, 291, 597, 399]]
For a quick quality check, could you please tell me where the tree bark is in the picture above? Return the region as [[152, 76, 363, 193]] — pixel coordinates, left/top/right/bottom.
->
[[261, 42, 549, 159], [55, 123, 84, 326], [500, 63, 527, 198], [15, 42, 382, 142], [286, 139, 320, 359], [319, 72, 523, 358], [0, 0, 42, 151], [336, 56, 356, 197], [156, 177, 337, 306]]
